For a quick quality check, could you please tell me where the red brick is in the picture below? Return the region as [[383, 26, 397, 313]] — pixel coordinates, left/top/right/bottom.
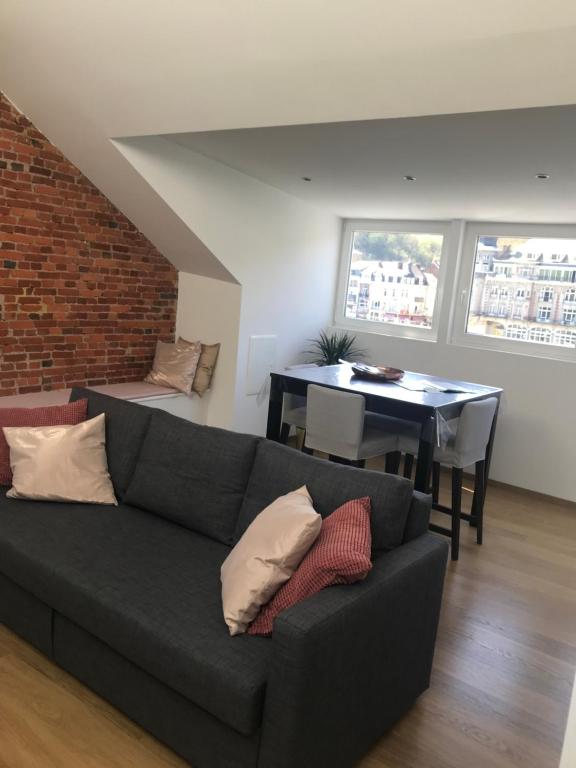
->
[[0, 93, 177, 396]]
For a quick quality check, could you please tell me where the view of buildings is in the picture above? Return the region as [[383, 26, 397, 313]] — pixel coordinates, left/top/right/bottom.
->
[[468, 237, 576, 348], [344, 231, 442, 328], [345, 232, 576, 350]]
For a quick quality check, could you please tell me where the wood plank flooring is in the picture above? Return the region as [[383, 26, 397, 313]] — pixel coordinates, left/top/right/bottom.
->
[[0, 476, 574, 768]]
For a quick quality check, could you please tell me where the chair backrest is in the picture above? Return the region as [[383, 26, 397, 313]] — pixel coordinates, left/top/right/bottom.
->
[[304, 384, 365, 460], [453, 397, 498, 465], [283, 364, 318, 411]]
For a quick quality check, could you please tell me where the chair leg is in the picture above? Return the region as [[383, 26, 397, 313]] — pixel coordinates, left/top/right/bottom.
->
[[451, 467, 462, 561], [432, 462, 440, 504], [351, 459, 366, 469], [472, 460, 486, 545], [385, 451, 401, 474], [403, 453, 414, 479], [279, 422, 291, 444]]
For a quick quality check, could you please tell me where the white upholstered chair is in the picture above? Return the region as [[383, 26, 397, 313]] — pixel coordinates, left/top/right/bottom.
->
[[303, 385, 400, 467], [397, 397, 499, 560], [279, 364, 317, 444]]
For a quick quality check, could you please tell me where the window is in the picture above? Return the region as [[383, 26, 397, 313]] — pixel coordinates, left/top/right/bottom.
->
[[554, 330, 576, 347], [453, 225, 576, 360], [529, 327, 553, 343], [505, 324, 528, 340], [336, 220, 449, 340], [539, 269, 565, 282], [537, 306, 551, 322]]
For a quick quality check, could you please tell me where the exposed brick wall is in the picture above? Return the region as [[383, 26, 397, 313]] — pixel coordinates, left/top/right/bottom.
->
[[0, 92, 178, 396]]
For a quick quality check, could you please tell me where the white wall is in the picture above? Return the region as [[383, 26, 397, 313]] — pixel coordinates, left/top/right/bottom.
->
[[176, 273, 242, 429], [115, 137, 340, 435]]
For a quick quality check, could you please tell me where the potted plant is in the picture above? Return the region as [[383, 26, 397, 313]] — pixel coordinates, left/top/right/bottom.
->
[[304, 330, 366, 366]]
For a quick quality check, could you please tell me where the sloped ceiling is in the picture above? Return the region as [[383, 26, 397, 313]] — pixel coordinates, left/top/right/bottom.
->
[[2, 0, 576, 275], [168, 106, 576, 222]]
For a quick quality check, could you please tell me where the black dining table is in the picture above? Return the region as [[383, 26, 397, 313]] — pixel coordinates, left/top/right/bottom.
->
[[266, 364, 503, 492]]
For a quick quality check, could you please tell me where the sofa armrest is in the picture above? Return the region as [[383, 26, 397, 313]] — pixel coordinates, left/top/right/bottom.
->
[[258, 533, 448, 768]]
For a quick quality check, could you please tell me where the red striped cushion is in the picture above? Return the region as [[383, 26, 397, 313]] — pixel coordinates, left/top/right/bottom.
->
[[0, 399, 88, 486], [248, 496, 372, 637]]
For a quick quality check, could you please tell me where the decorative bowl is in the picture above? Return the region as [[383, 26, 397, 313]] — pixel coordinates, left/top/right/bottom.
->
[[351, 363, 405, 382]]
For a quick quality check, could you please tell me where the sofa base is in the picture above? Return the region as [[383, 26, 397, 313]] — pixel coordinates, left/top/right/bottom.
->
[[0, 571, 53, 657], [53, 615, 261, 768], [0, 574, 260, 768]]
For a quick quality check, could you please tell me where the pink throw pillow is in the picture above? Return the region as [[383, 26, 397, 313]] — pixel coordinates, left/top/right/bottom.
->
[[248, 496, 373, 637], [0, 399, 88, 486]]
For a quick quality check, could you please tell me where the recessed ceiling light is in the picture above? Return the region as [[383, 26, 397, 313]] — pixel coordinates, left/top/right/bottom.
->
[[301, 176, 312, 182], [403, 175, 416, 182], [535, 173, 550, 180]]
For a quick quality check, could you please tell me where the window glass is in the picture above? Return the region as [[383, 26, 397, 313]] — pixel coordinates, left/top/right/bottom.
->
[[466, 236, 576, 349], [344, 230, 444, 329]]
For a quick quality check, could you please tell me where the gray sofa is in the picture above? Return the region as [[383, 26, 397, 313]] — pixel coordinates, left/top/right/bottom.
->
[[0, 387, 448, 768]]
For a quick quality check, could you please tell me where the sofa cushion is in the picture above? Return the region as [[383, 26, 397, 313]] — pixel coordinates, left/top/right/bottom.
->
[[404, 491, 432, 543], [0, 491, 271, 735], [69, 387, 152, 499], [125, 410, 259, 544], [235, 441, 414, 550], [4, 414, 117, 505], [248, 496, 373, 637], [221, 486, 321, 636], [0, 398, 88, 486]]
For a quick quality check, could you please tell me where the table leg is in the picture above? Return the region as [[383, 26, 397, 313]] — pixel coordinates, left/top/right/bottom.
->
[[414, 414, 436, 493], [266, 375, 283, 441]]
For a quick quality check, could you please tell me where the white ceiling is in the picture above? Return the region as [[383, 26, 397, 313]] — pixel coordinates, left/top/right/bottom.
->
[[4, 1, 576, 136], [168, 106, 576, 222], [3, 1, 576, 273]]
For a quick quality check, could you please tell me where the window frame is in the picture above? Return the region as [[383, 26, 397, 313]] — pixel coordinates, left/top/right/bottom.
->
[[334, 219, 452, 342], [450, 222, 576, 362]]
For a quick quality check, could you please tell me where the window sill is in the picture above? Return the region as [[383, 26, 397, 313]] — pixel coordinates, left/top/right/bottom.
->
[[332, 320, 438, 344], [449, 335, 576, 364]]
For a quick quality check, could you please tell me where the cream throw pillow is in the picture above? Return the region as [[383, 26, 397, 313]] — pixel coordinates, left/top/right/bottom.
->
[[221, 486, 321, 636], [4, 413, 117, 505], [145, 340, 202, 394], [177, 338, 221, 396]]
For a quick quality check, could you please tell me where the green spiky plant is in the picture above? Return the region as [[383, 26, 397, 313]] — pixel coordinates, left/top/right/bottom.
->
[[304, 330, 366, 366]]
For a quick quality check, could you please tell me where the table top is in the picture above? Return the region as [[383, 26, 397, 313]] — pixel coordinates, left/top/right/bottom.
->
[[272, 364, 502, 410]]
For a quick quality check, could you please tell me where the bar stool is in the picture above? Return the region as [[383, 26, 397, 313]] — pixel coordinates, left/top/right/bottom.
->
[[279, 364, 318, 444], [304, 385, 400, 467], [397, 397, 499, 560]]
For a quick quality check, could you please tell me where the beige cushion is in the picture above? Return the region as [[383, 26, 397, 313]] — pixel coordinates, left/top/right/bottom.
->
[[4, 413, 117, 505], [195, 343, 221, 396], [220, 486, 321, 636], [177, 338, 220, 396], [145, 340, 202, 394]]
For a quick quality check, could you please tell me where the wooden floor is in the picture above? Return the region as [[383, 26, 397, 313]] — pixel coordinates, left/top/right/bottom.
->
[[0, 477, 575, 768]]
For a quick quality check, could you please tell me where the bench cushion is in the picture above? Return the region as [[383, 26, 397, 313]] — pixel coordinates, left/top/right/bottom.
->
[[235, 441, 414, 550], [69, 387, 152, 499], [0, 491, 271, 735], [125, 410, 259, 544]]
